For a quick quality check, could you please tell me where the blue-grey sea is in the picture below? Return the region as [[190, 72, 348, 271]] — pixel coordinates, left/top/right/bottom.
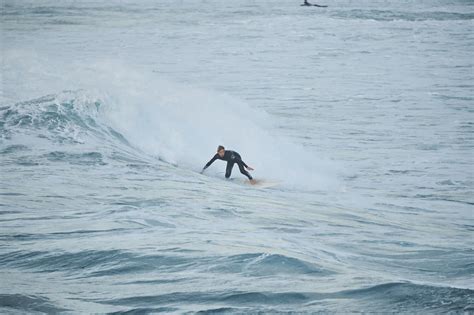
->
[[1, 0, 473, 313]]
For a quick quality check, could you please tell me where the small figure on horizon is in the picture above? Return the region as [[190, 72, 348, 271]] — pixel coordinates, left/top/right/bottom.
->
[[301, 0, 328, 7], [201, 145, 255, 182]]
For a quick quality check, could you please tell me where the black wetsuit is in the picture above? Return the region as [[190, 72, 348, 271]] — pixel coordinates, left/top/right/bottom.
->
[[301, 1, 327, 7], [203, 150, 253, 180]]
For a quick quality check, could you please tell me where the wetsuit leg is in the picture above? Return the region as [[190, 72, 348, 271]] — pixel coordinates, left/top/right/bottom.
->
[[225, 161, 235, 178], [237, 161, 253, 180]]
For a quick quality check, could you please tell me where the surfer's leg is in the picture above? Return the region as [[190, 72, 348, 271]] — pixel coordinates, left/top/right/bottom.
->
[[225, 162, 234, 178], [237, 162, 253, 180]]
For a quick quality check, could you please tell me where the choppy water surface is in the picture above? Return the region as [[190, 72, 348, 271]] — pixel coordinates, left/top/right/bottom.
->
[[1, 0, 473, 313]]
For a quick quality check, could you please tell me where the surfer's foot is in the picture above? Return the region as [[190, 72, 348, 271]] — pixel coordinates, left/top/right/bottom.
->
[[249, 179, 256, 185]]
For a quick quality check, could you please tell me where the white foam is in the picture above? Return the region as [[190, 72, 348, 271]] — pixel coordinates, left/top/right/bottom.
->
[[90, 62, 340, 190], [2, 54, 340, 190]]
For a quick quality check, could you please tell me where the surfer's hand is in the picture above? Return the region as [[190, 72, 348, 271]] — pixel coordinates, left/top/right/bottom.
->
[[246, 166, 254, 171], [200, 169, 205, 174]]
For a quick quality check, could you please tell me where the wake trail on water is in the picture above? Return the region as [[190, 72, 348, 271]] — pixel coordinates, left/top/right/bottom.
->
[[2, 52, 341, 190]]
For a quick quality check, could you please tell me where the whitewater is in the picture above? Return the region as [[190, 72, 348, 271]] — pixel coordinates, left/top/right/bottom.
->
[[1, 0, 473, 313]]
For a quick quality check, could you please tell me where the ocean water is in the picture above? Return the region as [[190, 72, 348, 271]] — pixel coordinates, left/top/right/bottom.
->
[[1, 0, 473, 313]]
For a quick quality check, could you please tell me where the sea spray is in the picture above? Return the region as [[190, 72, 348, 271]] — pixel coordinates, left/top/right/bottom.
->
[[3, 55, 340, 190]]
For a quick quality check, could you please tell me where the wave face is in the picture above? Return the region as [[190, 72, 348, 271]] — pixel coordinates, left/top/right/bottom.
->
[[1, 0, 473, 313]]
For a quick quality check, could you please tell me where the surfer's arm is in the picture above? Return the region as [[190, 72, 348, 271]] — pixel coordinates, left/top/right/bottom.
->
[[202, 154, 218, 172], [240, 160, 254, 171]]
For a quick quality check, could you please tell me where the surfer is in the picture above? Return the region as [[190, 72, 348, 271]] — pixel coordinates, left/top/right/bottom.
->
[[301, 0, 328, 7], [201, 145, 255, 182]]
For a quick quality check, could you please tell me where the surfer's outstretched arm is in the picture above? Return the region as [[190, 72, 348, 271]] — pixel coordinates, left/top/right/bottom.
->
[[242, 161, 254, 171], [237, 158, 254, 171], [201, 154, 218, 173]]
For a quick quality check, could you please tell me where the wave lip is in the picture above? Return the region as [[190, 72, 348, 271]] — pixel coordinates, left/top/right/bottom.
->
[[0, 92, 126, 147]]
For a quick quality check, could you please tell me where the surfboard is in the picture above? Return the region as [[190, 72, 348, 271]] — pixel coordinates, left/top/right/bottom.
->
[[208, 176, 280, 189], [301, 4, 328, 7], [245, 179, 281, 189]]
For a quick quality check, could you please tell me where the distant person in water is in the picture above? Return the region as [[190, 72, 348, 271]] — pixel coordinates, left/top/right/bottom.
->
[[201, 145, 255, 182], [301, 0, 327, 7]]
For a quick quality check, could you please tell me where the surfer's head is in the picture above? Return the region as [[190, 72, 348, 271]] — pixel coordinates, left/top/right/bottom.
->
[[217, 145, 225, 158]]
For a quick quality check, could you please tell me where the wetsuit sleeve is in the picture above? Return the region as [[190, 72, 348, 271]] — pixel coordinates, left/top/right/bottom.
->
[[203, 154, 219, 169]]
